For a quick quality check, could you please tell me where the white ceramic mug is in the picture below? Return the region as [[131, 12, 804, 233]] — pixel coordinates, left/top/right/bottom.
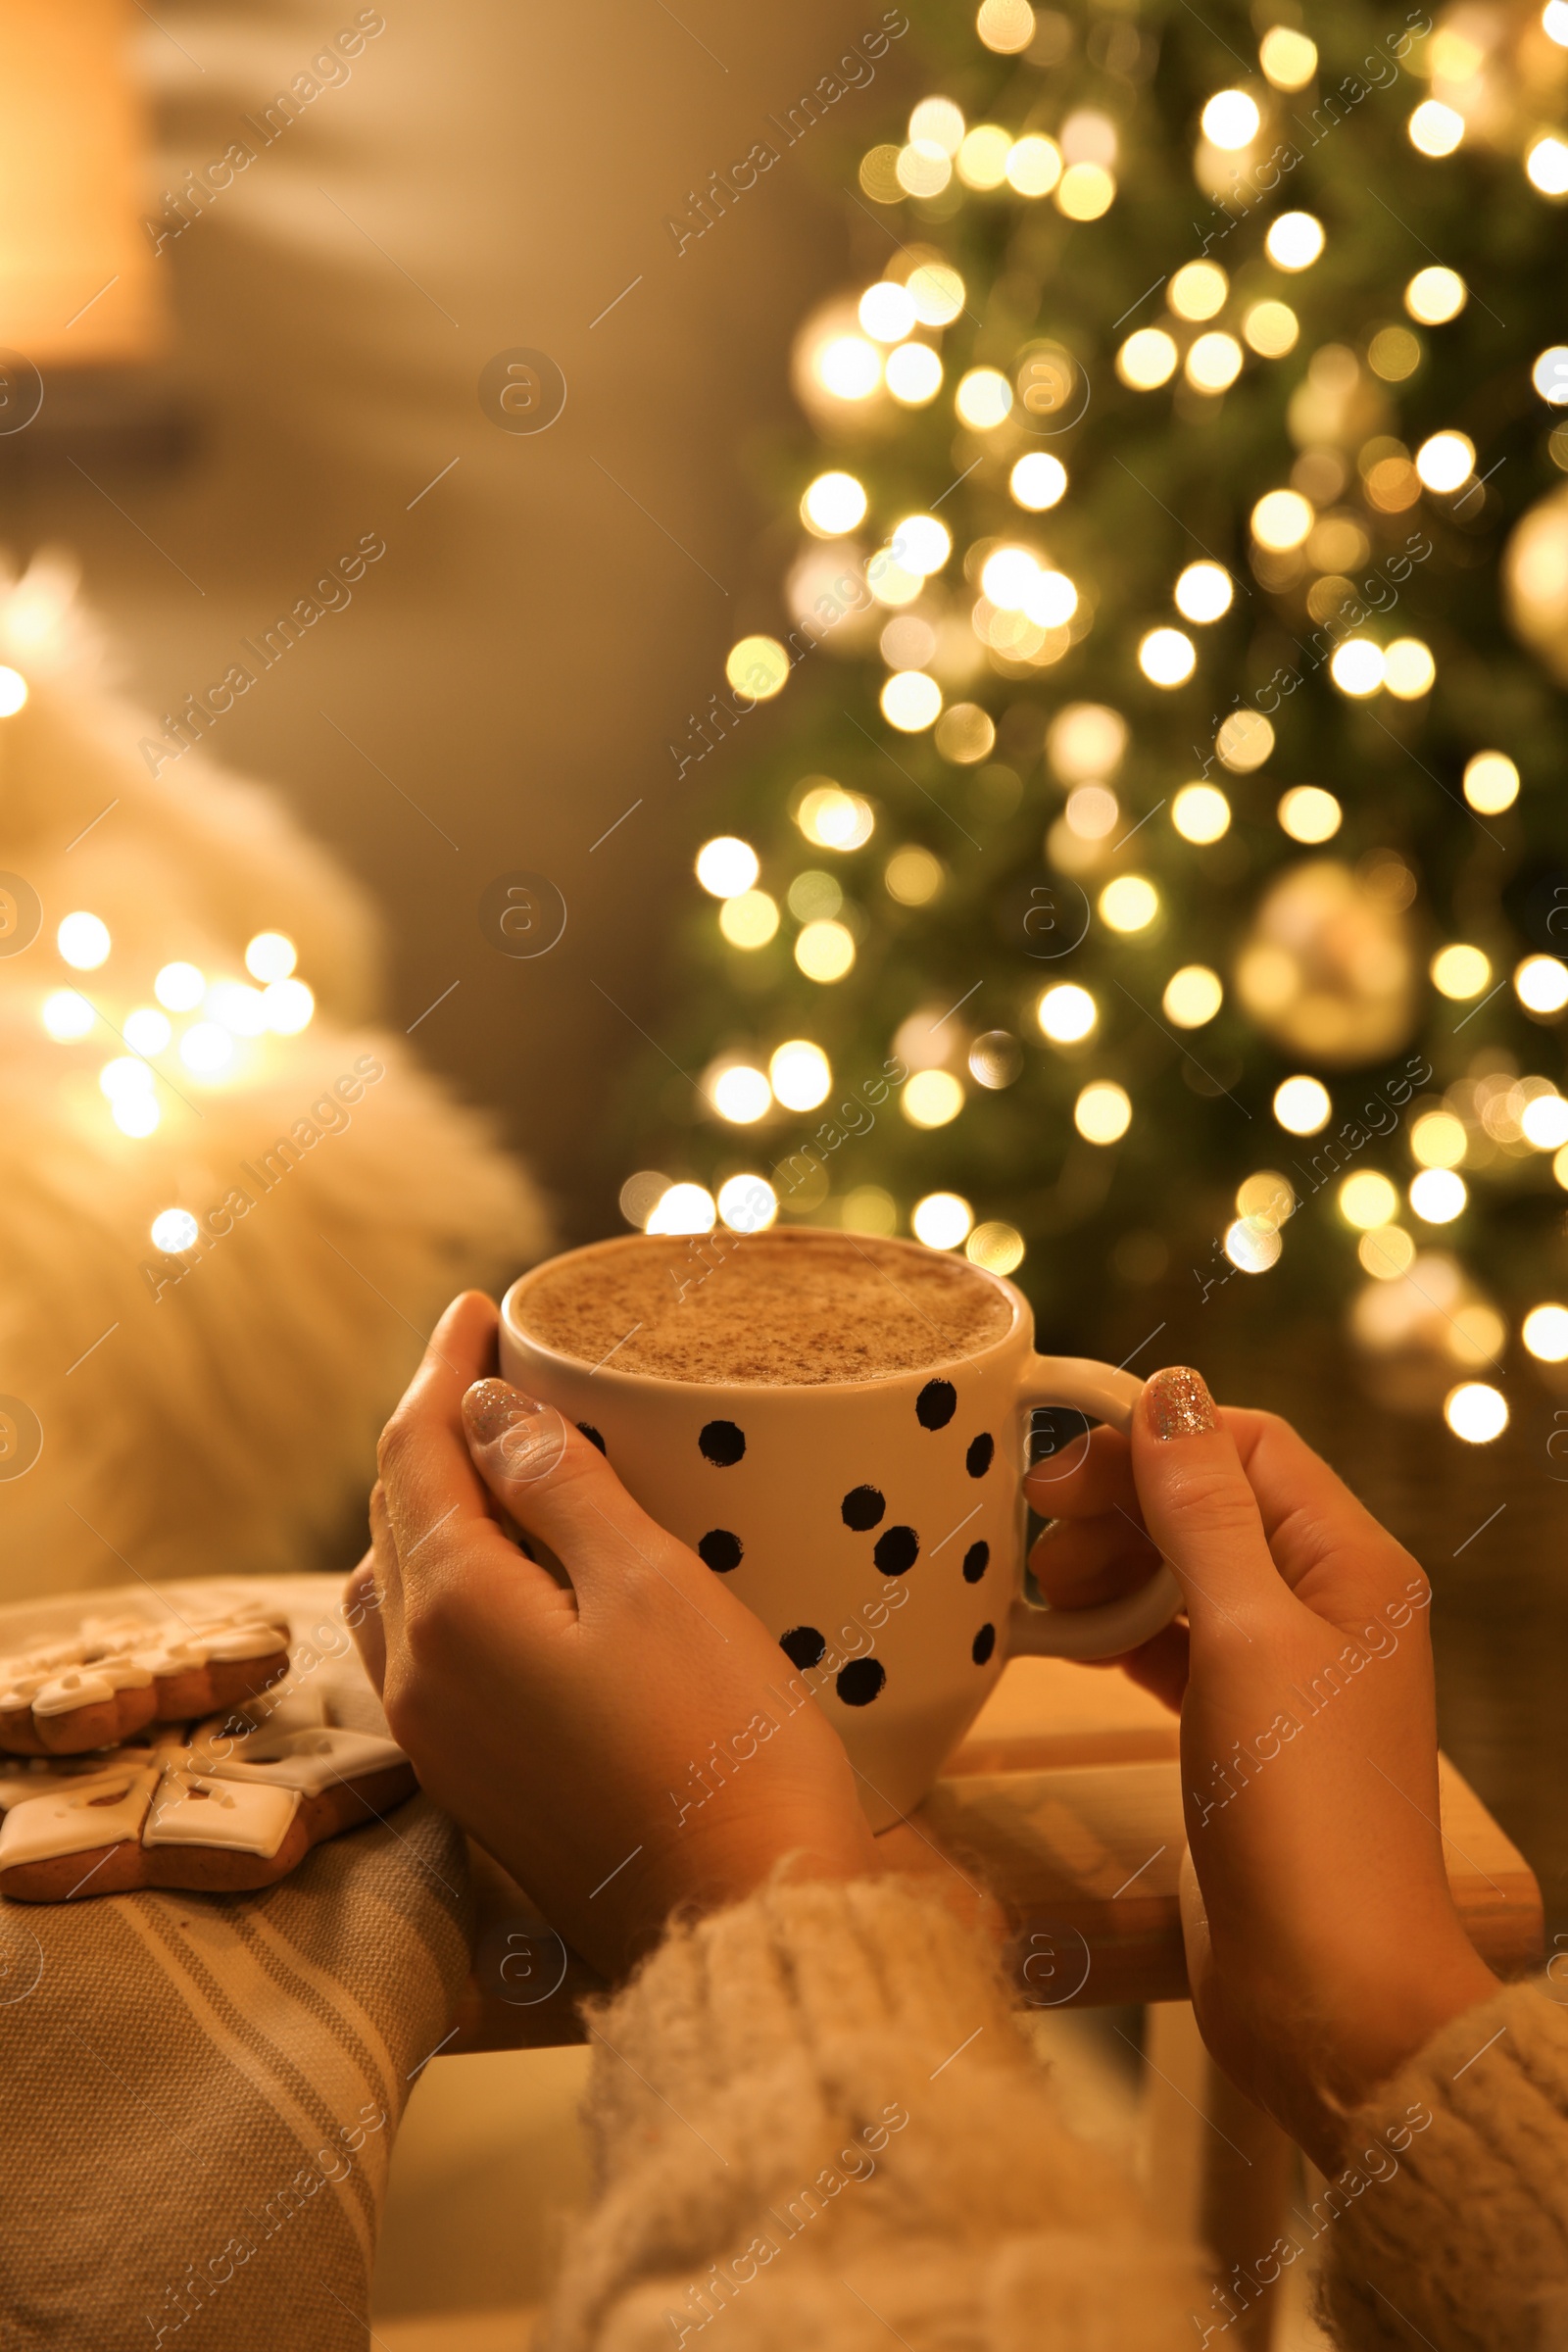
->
[[499, 1232, 1180, 1829]]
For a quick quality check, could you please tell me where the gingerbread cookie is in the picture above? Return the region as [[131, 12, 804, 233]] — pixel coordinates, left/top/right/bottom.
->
[[0, 1618, 289, 1756], [0, 1729, 416, 1902]]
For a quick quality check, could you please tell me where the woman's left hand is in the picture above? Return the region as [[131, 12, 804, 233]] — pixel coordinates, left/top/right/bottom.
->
[[346, 1292, 880, 1979]]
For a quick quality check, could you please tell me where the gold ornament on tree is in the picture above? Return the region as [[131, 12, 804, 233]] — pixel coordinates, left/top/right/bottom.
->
[[1235, 856, 1419, 1064]]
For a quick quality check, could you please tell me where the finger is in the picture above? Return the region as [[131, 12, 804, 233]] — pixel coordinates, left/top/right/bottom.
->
[[1223, 1411, 1420, 1599], [1025, 1424, 1141, 1522], [376, 1292, 508, 1563], [1111, 1617, 1190, 1713], [1029, 1512, 1161, 1609], [462, 1378, 707, 1604], [343, 1554, 386, 1693], [1128, 1367, 1293, 1637]]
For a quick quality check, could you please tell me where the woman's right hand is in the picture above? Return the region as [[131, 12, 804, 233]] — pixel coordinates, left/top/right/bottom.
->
[[1028, 1367, 1500, 2167]]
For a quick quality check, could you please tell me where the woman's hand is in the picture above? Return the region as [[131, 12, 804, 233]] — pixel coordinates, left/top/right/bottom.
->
[[346, 1293, 879, 1979], [1027, 1367, 1499, 2167]]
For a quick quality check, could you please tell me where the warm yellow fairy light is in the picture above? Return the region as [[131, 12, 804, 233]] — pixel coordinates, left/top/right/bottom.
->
[[977, 0, 1036, 52], [1216, 710, 1274, 771], [885, 343, 943, 405], [1527, 135, 1568, 196], [1415, 431, 1475, 492], [1100, 875, 1159, 931], [798, 784, 873, 850], [858, 282, 915, 342], [261, 978, 314, 1034], [885, 846, 944, 905], [842, 1186, 895, 1235], [1174, 562, 1233, 622], [1522, 1094, 1568, 1149], [1340, 1171, 1398, 1229], [1445, 1382, 1506, 1443], [1024, 570, 1078, 628], [896, 138, 952, 199], [1050, 702, 1127, 780], [0, 666, 28, 717], [1431, 945, 1491, 1000], [244, 931, 297, 984], [151, 1207, 199, 1253], [802, 472, 868, 535], [113, 1095, 161, 1138], [716, 1175, 778, 1234], [1251, 489, 1313, 549], [1005, 133, 1063, 197], [1456, 752, 1517, 817], [1405, 268, 1466, 325], [880, 671, 942, 732], [1202, 90, 1261, 148], [696, 836, 760, 898], [1259, 26, 1317, 87], [1517, 954, 1568, 1013], [907, 265, 965, 328], [1360, 1225, 1415, 1279], [1274, 1075, 1330, 1134], [912, 1189, 972, 1245], [58, 911, 111, 970], [981, 547, 1039, 609], [957, 124, 1012, 189], [42, 989, 94, 1040], [180, 1020, 234, 1074], [1139, 627, 1196, 686], [1546, 1, 1568, 48], [646, 1182, 716, 1236], [1010, 453, 1067, 511], [1243, 300, 1298, 357], [718, 889, 778, 949], [1532, 347, 1568, 404], [1225, 1218, 1283, 1274], [710, 1064, 771, 1124], [1278, 786, 1342, 843], [892, 514, 952, 575], [1384, 639, 1436, 699], [909, 97, 964, 154], [1038, 983, 1097, 1043], [1117, 328, 1178, 389], [1265, 211, 1324, 270], [904, 1072, 964, 1129], [725, 635, 790, 700], [1409, 100, 1464, 157], [1172, 783, 1231, 842], [1075, 1081, 1131, 1143], [208, 980, 267, 1036], [769, 1039, 831, 1110], [99, 1055, 153, 1102], [1330, 639, 1386, 697], [796, 918, 856, 982], [1065, 785, 1118, 839], [1186, 333, 1244, 392], [1163, 964, 1222, 1026], [814, 334, 882, 401], [1411, 1168, 1466, 1224], [154, 960, 205, 1011], [123, 1006, 172, 1054], [1056, 163, 1115, 219], [1169, 263, 1228, 320], [955, 368, 1013, 430], [931, 705, 993, 765], [1370, 325, 1421, 384], [1524, 1303, 1568, 1361], [1413, 1113, 1469, 1168], [967, 1221, 1025, 1274]]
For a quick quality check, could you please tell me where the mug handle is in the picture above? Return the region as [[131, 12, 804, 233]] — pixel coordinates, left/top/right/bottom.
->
[[1008, 1353, 1183, 1662]]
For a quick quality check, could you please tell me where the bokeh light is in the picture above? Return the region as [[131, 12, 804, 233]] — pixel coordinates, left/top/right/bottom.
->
[[966, 1221, 1025, 1275], [1138, 627, 1196, 686], [710, 1064, 771, 1124], [1117, 328, 1178, 389], [1010, 453, 1067, 510], [1201, 90, 1261, 149], [58, 911, 111, 970], [955, 368, 1014, 429], [1162, 964, 1222, 1026], [1430, 945, 1491, 1000], [1278, 786, 1342, 843], [244, 932, 297, 984], [1410, 1167, 1466, 1222], [769, 1039, 832, 1110], [718, 890, 778, 949], [880, 670, 943, 731], [802, 471, 868, 534], [155, 960, 206, 1011], [1175, 562, 1233, 622], [1415, 431, 1475, 492], [1405, 268, 1467, 324], [697, 836, 760, 898], [1037, 982, 1097, 1043], [1274, 1075, 1330, 1134], [1463, 752, 1519, 812], [716, 1175, 778, 1233], [1172, 783, 1231, 842], [1517, 955, 1568, 1013], [1340, 1171, 1399, 1229], [904, 1070, 964, 1128], [912, 1190, 973, 1247], [646, 1182, 716, 1236], [1074, 1081, 1132, 1143], [1100, 875, 1159, 931], [42, 989, 94, 1040], [1265, 212, 1324, 270], [1445, 1382, 1507, 1443]]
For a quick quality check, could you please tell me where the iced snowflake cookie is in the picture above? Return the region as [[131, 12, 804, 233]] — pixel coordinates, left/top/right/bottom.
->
[[0, 1727, 416, 1901], [0, 1615, 290, 1756]]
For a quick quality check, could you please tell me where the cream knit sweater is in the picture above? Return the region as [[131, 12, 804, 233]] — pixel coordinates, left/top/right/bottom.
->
[[538, 1877, 1568, 2352]]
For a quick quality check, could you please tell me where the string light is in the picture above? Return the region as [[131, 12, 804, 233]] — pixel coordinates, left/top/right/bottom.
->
[[180, 1021, 234, 1075], [1265, 212, 1324, 270], [1274, 1075, 1330, 1134], [955, 368, 1013, 429], [1065, 784, 1118, 839], [1243, 301, 1298, 356], [1431, 946, 1491, 1000], [904, 1071, 963, 1128], [977, 0, 1035, 53], [99, 1055, 154, 1102], [1010, 453, 1067, 510], [1117, 328, 1178, 388], [1517, 955, 1568, 1013], [41, 989, 94, 1040], [1201, 90, 1261, 148], [209, 980, 268, 1036], [896, 139, 952, 199], [912, 1191, 973, 1246], [244, 932, 297, 983], [1139, 626, 1196, 686], [710, 1064, 771, 1123], [1410, 1111, 1466, 1169], [934, 704, 995, 762], [0, 666, 27, 716], [1251, 489, 1313, 548], [1278, 786, 1341, 843], [1186, 333, 1244, 391], [908, 264, 965, 326], [1445, 1383, 1507, 1442], [795, 919, 856, 981], [1360, 1226, 1415, 1279], [1169, 263, 1228, 319], [113, 1096, 160, 1139], [957, 125, 1012, 189], [155, 960, 206, 1011], [1172, 563, 1233, 624], [1409, 100, 1464, 157], [1162, 965, 1222, 1025], [1171, 784, 1230, 842], [58, 911, 111, 969], [258, 978, 309, 1034], [880, 671, 942, 731], [813, 335, 882, 401], [858, 283, 915, 342], [696, 837, 760, 898], [1340, 1171, 1398, 1228], [885, 847, 944, 905], [891, 514, 952, 574], [725, 636, 790, 699], [769, 1039, 831, 1109], [1405, 268, 1467, 324], [885, 344, 943, 405], [646, 1183, 716, 1236], [1521, 1094, 1568, 1149], [1216, 710, 1274, 770], [802, 472, 868, 534], [1463, 752, 1519, 812], [718, 890, 779, 949], [1258, 26, 1317, 87], [1005, 134, 1063, 196], [1056, 164, 1115, 219], [151, 1208, 198, 1253], [123, 1007, 172, 1054], [909, 97, 965, 154], [1526, 136, 1568, 196], [1415, 431, 1474, 492], [1037, 983, 1097, 1043], [1225, 1218, 1282, 1272], [1410, 1167, 1466, 1222], [1074, 1081, 1132, 1143], [797, 784, 874, 849], [967, 1221, 1025, 1274], [1523, 1303, 1568, 1360], [1100, 875, 1159, 931], [1329, 639, 1386, 697], [717, 1176, 778, 1233]]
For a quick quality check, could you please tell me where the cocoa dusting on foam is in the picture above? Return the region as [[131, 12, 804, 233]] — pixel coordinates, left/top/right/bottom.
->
[[518, 1234, 1013, 1386]]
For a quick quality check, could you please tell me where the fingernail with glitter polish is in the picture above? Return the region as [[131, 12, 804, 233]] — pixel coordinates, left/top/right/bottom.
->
[[463, 1379, 542, 1445], [1144, 1366, 1216, 1442], [463, 1380, 567, 1485]]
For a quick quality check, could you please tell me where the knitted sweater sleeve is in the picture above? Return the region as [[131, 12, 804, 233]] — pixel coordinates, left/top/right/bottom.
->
[[537, 1873, 1213, 2352], [1317, 1979, 1568, 2350]]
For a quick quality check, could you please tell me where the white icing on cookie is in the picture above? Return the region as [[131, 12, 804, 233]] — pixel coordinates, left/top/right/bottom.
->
[[142, 1770, 299, 1858], [0, 1765, 161, 1866], [210, 1726, 407, 1797], [197, 1624, 286, 1664], [0, 1751, 147, 1812], [32, 1660, 154, 1715]]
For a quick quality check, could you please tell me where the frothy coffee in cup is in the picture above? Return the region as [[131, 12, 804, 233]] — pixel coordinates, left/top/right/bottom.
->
[[514, 1232, 1013, 1387]]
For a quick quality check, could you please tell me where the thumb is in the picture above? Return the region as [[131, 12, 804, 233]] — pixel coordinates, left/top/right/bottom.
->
[[461, 1377, 695, 1595], [1129, 1366, 1288, 1639]]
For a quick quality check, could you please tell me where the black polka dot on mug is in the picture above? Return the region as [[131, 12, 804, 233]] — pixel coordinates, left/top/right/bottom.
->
[[916, 1379, 956, 1430], [780, 1625, 826, 1670], [962, 1541, 990, 1584], [841, 1485, 886, 1531], [699, 1419, 746, 1466], [836, 1657, 886, 1706], [873, 1525, 919, 1577], [972, 1623, 997, 1666], [966, 1432, 995, 1479], [698, 1530, 743, 1573]]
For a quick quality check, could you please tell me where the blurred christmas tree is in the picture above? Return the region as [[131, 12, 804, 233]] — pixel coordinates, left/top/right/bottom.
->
[[622, 0, 1568, 1436]]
